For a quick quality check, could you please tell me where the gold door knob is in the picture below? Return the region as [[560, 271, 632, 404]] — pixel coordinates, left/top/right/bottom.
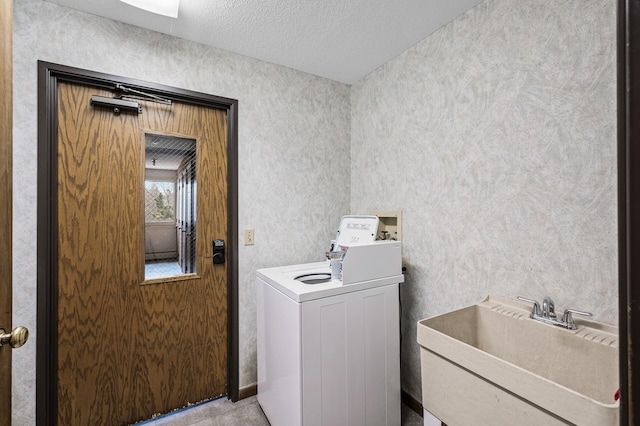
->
[[0, 326, 29, 349]]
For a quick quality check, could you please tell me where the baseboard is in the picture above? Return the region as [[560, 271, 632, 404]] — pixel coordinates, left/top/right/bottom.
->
[[401, 389, 423, 417], [239, 383, 257, 400]]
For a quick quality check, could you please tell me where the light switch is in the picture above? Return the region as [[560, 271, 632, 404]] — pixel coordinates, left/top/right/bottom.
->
[[244, 228, 255, 246]]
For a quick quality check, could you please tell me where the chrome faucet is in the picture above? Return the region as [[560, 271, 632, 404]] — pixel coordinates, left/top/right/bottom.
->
[[542, 296, 556, 319], [517, 296, 592, 330]]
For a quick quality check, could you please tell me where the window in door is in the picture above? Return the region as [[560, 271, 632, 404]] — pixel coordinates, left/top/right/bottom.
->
[[144, 134, 197, 281]]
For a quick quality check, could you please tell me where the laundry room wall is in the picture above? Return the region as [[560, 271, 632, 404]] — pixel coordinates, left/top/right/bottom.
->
[[350, 0, 617, 401], [12, 0, 619, 421], [12, 0, 350, 423]]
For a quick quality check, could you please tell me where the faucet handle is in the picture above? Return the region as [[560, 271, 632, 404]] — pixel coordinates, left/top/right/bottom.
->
[[517, 296, 541, 316], [562, 308, 593, 329]]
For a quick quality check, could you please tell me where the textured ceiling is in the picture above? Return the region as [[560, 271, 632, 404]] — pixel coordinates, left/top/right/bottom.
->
[[43, 0, 483, 84]]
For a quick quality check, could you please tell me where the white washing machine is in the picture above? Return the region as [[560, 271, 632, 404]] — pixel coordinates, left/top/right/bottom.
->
[[257, 216, 404, 426]]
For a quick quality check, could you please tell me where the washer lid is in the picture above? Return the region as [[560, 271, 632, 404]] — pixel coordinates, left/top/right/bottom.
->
[[335, 215, 379, 246], [257, 262, 404, 302]]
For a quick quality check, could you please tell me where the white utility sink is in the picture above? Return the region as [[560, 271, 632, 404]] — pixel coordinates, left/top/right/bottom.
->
[[417, 295, 619, 426]]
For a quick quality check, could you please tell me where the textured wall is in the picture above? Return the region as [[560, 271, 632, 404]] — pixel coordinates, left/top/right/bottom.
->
[[13, 0, 618, 422], [12, 1, 350, 424], [351, 0, 617, 400]]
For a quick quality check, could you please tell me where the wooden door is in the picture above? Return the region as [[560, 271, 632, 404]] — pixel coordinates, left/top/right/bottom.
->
[[56, 81, 228, 425], [0, 1, 12, 425]]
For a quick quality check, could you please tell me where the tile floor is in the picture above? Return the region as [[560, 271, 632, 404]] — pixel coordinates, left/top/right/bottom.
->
[[144, 261, 182, 279], [136, 395, 424, 426]]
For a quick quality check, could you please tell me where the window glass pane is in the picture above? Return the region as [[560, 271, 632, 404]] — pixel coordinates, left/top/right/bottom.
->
[[144, 134, 197, 281]]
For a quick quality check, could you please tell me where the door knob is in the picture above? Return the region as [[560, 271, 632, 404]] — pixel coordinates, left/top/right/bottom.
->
[[0, 326, 29, 349]]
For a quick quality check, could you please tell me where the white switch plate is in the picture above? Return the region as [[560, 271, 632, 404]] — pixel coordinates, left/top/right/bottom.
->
[[244, 228, 255, 246]]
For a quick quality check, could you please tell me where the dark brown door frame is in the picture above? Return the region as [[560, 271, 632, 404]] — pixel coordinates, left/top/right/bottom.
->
[[36, 61, 239, 425], [620, 1, 640, 424]]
